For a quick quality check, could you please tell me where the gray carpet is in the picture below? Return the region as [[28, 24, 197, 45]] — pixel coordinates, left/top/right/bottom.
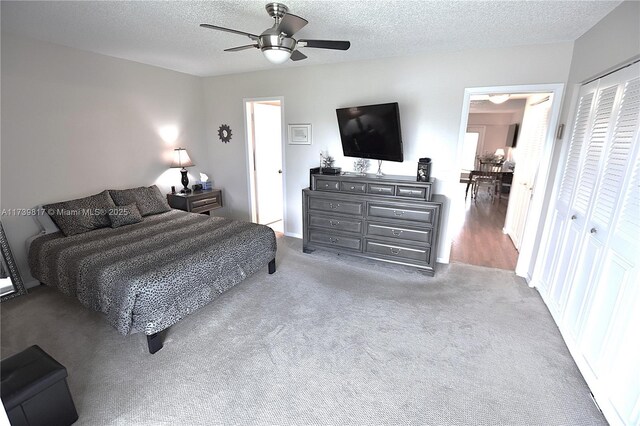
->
[[1, 237, 606, 425]]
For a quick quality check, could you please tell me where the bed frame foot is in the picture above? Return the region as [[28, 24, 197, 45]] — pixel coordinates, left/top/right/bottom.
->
[[147, 332, 163, 354], [268, 259, 276, 274]]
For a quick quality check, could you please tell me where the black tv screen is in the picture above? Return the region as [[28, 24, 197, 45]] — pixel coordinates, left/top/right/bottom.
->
[[336, 102, 404, 162]]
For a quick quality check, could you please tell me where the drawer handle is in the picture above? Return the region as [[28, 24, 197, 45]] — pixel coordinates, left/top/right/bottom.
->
[[329, 237, 339, 244], [590, 228, 597, 234], [391, 230, 403, 236], [329, 220, 340, 227], [350, 186, 355, 190], [378, 188, 383, 192], [329, 203, 340, 210], [192, 197, 217, 207], [393, 210, 404, 216], [389, 247, 401, 255], [571, 215, 577, 220]]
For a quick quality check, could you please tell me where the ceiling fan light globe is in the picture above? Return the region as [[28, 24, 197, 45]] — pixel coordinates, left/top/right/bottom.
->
[[263, 48, 291, 64]]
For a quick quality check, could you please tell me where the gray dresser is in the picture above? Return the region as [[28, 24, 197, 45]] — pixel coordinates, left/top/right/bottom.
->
[[303, 173, 443, 275]]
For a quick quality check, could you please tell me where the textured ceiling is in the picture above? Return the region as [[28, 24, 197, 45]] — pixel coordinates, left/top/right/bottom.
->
[[1, 1, 621, 77]]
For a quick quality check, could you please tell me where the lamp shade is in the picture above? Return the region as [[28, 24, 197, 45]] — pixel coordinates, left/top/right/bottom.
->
[[171, 148, 194, 168]]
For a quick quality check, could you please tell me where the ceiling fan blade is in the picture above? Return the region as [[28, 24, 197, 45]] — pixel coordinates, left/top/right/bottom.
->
[[298, 39, 351, 50], [276, 13, 308, 36], [290, 50, 307, 61], [224, 44, 259, 52], [200, 24, 258, 41]]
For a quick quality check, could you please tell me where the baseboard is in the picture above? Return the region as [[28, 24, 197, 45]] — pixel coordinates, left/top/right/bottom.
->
[[284, 231, 302, 239]]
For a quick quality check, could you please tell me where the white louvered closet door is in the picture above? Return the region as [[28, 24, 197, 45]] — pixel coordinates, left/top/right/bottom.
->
[[536, 79, 597, 306], [534, 61, 640, 426], [576, 67, 640, 426], [560, 74, 621, 340]]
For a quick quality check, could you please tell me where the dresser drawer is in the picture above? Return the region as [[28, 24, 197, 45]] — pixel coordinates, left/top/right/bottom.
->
[[366, 222, 433, 244], [367, 204, 436, 224], [308, 198, 364, 216], [191, 196, 220, 209], [309, 215, 363, 233], [365, 240, 430, 263], [340, 181, 367, 193], [368, 183, 395, 196], [315, 179, 340, 191], [309, 231, 362, 251], [397, 186, 428, 200]]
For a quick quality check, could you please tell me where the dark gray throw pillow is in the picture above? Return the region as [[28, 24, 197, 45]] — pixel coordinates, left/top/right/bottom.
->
[[44, 190, 116, 236], [109, 185, 170, 217], [109, 203, 143, 228]]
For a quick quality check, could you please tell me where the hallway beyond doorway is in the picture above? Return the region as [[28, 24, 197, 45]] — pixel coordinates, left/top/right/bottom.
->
[[450, 185, 518, 270]]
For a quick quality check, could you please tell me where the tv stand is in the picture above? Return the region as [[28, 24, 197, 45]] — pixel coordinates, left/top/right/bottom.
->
[[303, 173, 443, 275]]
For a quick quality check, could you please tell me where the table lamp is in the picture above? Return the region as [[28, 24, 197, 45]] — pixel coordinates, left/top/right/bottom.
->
[[171, 148, 195, 193]]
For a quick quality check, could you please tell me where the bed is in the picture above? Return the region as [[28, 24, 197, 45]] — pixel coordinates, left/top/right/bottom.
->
[[28, 190, 277, 354]]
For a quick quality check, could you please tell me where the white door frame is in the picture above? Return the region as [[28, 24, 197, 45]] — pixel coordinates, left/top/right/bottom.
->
[[243, 96, 287, 230], [452, 84, 564, 280]]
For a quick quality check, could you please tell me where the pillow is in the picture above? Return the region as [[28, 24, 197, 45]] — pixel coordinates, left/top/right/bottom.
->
[[109, 185, 170, 217], [43, 190, 116, 236], [108, 203, 143, 228], [33, 205, 60, 234]]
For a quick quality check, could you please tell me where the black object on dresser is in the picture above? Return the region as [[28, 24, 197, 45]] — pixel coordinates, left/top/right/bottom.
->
[[167, 188, 223, 215], [309, 167, 342, 187], [303, 173, 443, 276]]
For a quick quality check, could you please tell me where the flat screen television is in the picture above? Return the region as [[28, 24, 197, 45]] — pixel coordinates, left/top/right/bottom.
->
[[336, 102, 404, 162]]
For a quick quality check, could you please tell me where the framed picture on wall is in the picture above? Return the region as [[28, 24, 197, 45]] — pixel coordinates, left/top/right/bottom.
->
[[288, 124, 312, 145]]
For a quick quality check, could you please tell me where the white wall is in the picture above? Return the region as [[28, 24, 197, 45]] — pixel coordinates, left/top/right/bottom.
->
[[202, 42, 574, 262], [467, 112, 515, 156], [1, 33, 209, 286]]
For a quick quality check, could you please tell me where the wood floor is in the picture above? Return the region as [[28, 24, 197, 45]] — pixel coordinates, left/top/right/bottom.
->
[[267, 220, 284, 238], [450, 188, 519, 270]]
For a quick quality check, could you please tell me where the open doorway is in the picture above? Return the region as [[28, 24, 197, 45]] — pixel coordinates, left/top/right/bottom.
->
[[244, 97, 285, 235], [450, 85, 563, 279]]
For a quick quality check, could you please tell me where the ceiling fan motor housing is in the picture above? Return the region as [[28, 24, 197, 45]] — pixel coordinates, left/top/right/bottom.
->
[[260, 34, 296, 53]]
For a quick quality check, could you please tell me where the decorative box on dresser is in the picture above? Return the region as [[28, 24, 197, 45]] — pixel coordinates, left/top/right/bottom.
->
[[303, 173, 443, 276], [167, 189, 223, 215]]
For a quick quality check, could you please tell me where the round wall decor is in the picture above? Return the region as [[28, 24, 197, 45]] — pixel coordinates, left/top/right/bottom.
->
[[218, 124, 232, 143]]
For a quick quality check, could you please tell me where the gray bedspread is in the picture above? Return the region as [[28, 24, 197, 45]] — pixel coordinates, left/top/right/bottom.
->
[[28, 210, 277, 335]]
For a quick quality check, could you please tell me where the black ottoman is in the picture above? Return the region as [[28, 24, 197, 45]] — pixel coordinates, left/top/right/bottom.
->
[[1, 345, 78, 426]]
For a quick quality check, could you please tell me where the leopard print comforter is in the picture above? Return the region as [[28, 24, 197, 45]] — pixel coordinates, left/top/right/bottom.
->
[[28, 210, 277, 335]]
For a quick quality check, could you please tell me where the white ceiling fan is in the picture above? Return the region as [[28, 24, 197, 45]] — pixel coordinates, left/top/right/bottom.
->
[[200, 2, 351, 64]]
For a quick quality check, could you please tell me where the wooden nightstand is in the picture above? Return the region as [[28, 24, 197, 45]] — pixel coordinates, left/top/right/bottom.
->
[[167, 189, 223, 215]]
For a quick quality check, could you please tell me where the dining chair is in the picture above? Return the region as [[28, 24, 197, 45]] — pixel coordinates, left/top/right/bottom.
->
[[473, 158, 504, 202]]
